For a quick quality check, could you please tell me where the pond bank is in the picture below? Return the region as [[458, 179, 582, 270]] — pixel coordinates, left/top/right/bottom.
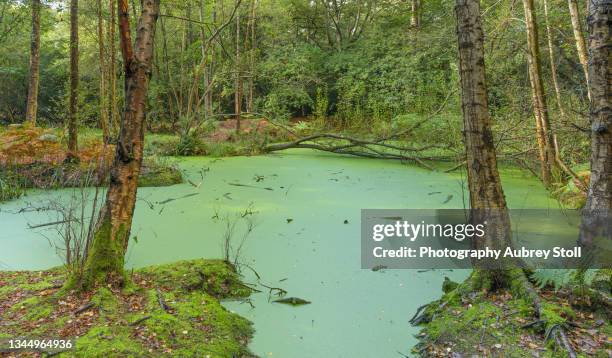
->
[[0, 259, 254, 357]]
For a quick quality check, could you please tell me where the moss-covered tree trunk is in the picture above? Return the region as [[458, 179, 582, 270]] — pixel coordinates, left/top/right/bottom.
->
[[579, 0, 611, 247], [81, 0, 160, 289], [455, 0, 513, 287]]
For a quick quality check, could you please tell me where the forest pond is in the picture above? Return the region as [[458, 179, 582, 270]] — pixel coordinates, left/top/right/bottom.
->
[[0, 149, 562, 357]]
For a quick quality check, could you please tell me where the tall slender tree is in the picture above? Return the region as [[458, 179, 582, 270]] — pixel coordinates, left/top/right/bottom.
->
[[68, 0, 79, 154], [543, 0, 565, 118], [97, 0, 109, 144], [579, 0, 611, 246], [455, 0, 512, 284], [522, 0, 557, 187], [25, 0, 41, 125], [108, 0, 119, 136], [411, 0, 420, 28], [568, 0, 591, 101], [82, 0, 161, 289], [235, 11, 242, 133]]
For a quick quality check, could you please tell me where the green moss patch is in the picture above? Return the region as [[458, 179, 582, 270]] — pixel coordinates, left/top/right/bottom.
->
[[0, 259, 254, 357], [413, 277, 611, 357]]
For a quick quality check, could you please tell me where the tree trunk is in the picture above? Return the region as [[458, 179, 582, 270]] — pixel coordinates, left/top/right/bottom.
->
[[97, 0, 109, 144], [455, 0, 513, 284], [568, 0, 592, 101], [109, 0, 119, 137], [522, 0, 557, 187], [25, 0, 41, 125], [68, 0, 79, 154], [579, 0, 611, 246], [247, 0, 257, 113], [543, 0, 565, 118], [199, 0, 209, 119], [235, 12, 242, 133], [411, 0, 420, 28], [81, 0, 160, 289]]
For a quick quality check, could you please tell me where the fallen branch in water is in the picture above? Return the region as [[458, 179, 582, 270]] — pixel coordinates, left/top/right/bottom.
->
[[28, 219, 79, 229], [263, 133, 455, 170]]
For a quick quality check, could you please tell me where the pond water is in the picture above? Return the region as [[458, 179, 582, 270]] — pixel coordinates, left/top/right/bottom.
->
[[0, 149, 558, 357]]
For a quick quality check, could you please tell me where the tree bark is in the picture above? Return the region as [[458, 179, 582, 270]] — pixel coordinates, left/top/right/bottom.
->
[[235, 11, 242, 133], [411, 0, 420, 28], [455, 0, 513, 280], [82, 0, 160, 289], [25, 0, 41, 125], [68, 0, 79, 154], [109, 0, 119, 137], [543, 0, 565, 118], [522, 0, 557, 187], [247, 0, 257, 113], [97, 0, 109, 144], [568, 0, 592, 101], [579, 0, 611, 246]]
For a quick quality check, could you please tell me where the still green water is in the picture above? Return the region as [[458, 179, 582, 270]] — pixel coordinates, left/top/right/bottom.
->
[[0, 149, 557, 357]]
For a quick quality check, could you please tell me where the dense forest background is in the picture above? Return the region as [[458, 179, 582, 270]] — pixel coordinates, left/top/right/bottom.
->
[[0, 0, 592, 168]]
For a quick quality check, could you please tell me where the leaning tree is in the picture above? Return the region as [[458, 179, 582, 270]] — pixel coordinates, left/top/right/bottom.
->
[[81, 0, 161, 289]]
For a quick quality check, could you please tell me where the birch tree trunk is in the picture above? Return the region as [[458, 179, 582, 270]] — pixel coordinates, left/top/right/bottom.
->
[[455, 0, 513, 282], [579, 0, 611, 246], [522, 0, 557, 187], [25, 0, 41, 125], [81, 0, 160, 289], [568, 0, 592, 101], [68, 0, 79, 154]]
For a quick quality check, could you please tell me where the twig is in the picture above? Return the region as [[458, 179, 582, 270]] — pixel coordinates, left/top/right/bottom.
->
[[74, 302, 94, 315], [156, 287, 170, 312], [409, 304, 429, 325], [129, 315, 152, 326]]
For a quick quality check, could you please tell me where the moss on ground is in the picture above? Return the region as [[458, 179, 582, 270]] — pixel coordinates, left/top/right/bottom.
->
[[0, 259, 254, 357], [413, 275, 611, 357]]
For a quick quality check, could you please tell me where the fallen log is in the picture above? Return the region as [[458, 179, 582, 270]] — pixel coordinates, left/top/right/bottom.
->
[[263, 133, 457, 170]]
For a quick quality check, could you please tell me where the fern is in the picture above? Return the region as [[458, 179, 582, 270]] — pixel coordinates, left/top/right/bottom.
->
[[531, 269, 597, 290]]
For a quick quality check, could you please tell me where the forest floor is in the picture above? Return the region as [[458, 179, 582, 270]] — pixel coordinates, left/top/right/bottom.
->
[[0, 259, 255, 357], [413, 278, 611, 357]]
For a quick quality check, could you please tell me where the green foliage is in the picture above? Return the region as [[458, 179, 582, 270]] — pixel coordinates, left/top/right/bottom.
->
[[174, 132, 207, 156], [0, 170, 25, 202], [531, 269, 597, 290]]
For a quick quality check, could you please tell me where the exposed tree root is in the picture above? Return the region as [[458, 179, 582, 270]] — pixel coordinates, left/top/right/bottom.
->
[[411, 269, 579, 356]]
